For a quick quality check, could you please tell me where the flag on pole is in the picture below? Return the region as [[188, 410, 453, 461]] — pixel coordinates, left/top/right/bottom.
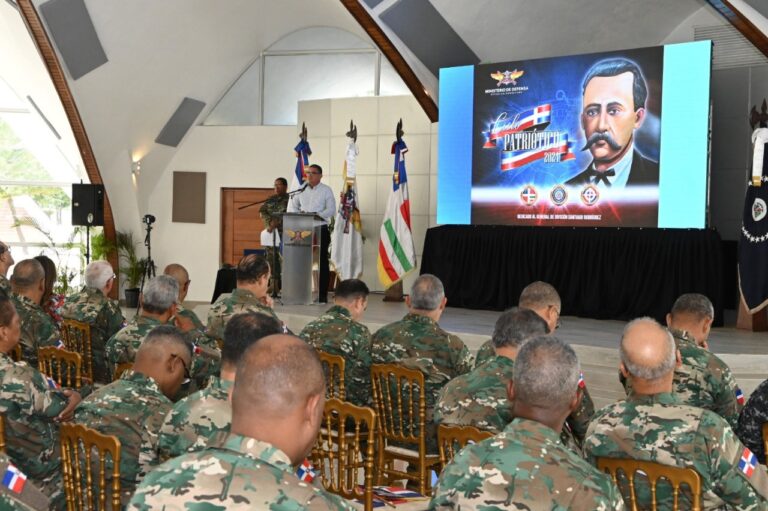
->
[[739, 127, 768, 313], [377, 139, 416, 289], [290, 139, 312, 193], [331, 139, 364, 280]]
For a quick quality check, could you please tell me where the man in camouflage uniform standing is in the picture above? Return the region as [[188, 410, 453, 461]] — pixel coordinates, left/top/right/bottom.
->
[[0, 241, 14, 296], [129, 335, 355, 510], [585, 317, 768, 509], [474, 280, 562, 366], [157, 312, 281, 461], [206, 254, 281, 341], [0, 293, 81, 510], [10, 259, 59, 367], [372, 274, 473, 453], [61, 260, 124, 384], [620, 293, 743, 429], [75, 326, 191, 505], [259, 177, 288, 293], [300, 278, 372, 406], [430, 336, 623, 510], [105, 276, 219, 387]]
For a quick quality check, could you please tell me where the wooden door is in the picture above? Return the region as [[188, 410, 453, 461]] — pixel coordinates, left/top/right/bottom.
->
[[221, 188, 272, 266]]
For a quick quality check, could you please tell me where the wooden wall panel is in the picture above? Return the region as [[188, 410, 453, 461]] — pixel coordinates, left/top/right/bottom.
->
[[220, 187, 272, 266]]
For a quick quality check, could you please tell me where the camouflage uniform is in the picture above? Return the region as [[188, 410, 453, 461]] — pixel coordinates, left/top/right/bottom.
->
[[0, 274, 10, 296], [620, 328, 742, 429], [206, 288, 280, 341], [474, 338, 495, 367], [430, 417, 624, 510], [0, 352, 67, 509], [259, 193, 288, 291], [736, 378, 768, 464], [157, 376, 233, 462], [434, 355, 595, 450], [105, 314, 220, 387], [128, 433, 356, 510], [176, 303, 205, 332], [0, 452, 51, 510], [584, 391, 768, 509], [299, 305, 373, 406], [11, 294, 59, 368], [61, 286, 125, 383], [74, 370, 172, 505]]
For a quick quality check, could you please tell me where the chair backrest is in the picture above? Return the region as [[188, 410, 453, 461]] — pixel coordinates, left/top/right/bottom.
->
[[60, 423, 122, 511], [9, 345, 21, 362], [437, 424, 493, 471], [113, 363, 132, 381], [313, 398, 377, 511], [38, 347, 83, 389], [0, 415, 6, 453], [61, 319, 93, 382], [762, 423, 768, 463], [318, 351, 346, 400], [370, 363, 426, 451], [596, 457, 702, 511]]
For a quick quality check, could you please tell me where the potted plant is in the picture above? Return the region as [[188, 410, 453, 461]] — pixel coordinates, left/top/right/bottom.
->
[[117, 231, 145, 307]]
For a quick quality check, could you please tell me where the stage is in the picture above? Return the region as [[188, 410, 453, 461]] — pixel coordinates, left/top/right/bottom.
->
[[184, 297, 768, 411]]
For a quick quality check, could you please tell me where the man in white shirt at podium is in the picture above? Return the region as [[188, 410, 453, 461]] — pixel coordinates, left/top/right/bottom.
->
[[287, 164, 336, 303]]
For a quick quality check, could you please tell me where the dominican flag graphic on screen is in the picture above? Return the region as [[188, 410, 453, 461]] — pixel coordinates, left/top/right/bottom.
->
[[739, 129, 768, 313]]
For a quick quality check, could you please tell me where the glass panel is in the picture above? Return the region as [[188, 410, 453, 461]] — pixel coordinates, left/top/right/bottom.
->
[[379, 57, 411, 96], [269, 27, 372, 52], [203, 57, 261, 126], [263, 52, 377, 125]]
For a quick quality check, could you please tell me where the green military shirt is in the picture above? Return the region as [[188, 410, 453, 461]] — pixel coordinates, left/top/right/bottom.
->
[[206, 288, 280, 341], [259, 193, 289, 227], [473, 338, 495, 367], [74, 370, 172, 505], [157, 376, 233, 462], [0, 452, 51, 510], [0, 275, 10, 296], [61, 286, 125, 383], [430, 417, 624, 510], [11, 294, 59, 368], [129, 433, 356, 510], [299, 305, 373, 406], [434, 355, 595, 449], [621, 328, 743, 429], [584, 391, 768, 509], [176, 303, 206, 332], [0, 352, 67, 508]]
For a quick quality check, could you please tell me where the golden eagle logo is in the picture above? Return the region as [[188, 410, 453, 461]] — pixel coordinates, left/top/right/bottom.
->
[[285, 229, 313, 243], [490, 69, 524, 87]]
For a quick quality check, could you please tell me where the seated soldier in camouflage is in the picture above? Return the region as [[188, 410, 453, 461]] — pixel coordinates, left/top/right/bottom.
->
[[372, 274, 473, 453], [475, 280, 562, 366], [299, 278, 372, 406], [163, 263, 205, 331], [0, 292, 81, 510], [206, 254, 281, 341], [61, 260, 124, 384], [0, 241, 14, 296], [105, 275, 219, 387], [10, 259, 60, 368], [75, 326, 191, 505], [0, 451, 51, 511], [619, 293, 743, 429], [585, 318, 768, 509], [157, 311, 281, 461], [129, 335, 355, 510], [431, 336, 623, 510], [737, 377, 768, 465]]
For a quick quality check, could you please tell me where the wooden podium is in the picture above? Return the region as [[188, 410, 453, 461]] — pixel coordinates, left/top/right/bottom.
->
[[736, 294, 768, 331]]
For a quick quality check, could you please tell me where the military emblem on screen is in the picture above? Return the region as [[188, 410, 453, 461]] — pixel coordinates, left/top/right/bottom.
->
[[490, 69, 524, 87], [520, 186, 538, 206], [752, 198, 767, 222], [580, 185, 599, 206], [550, 186, 568, 206]]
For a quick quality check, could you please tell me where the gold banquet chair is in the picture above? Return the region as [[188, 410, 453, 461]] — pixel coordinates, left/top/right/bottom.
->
[[370, 363, 440, 496], [112, 363, 133, 381], [38, 347, 83, 390], [313, 398, 377, 511], [437, 424, 493, 472], [762, 423, 768, 463], [0, 415, 5, 453], [60, 423, 122, 511], [597, 457, 702, 511], [318, 351, 346, 400], [61, 319, 94, 383]]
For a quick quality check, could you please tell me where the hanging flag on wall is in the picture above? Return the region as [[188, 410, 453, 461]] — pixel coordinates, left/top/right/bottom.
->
[[739, 127, 768, 313], [331, 130, 364, 280]]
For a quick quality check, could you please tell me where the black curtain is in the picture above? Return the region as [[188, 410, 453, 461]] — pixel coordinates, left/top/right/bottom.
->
[[421, 226, 723, 326]]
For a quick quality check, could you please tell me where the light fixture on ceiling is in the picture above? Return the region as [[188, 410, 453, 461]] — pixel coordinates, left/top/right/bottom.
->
[[131, 160, 142, 176]]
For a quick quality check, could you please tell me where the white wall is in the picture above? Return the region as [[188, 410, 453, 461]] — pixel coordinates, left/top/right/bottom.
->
[[298, 95, 438, 294], [145, 125, 296, 302]]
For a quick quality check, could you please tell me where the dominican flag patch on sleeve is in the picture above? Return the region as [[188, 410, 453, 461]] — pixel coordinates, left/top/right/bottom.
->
[[739, 447, 757, 478], [43, 375, 60, 390], [736, 388, 745, 405], [54, 339, 65, 349], [578, 372, 585, 389], [2, 464, 27, 493], [296, 459, 315, 482]]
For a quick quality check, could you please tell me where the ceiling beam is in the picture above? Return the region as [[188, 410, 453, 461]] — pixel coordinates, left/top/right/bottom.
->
[[341, 0, 438, 122], [707, 0, 768, 58]]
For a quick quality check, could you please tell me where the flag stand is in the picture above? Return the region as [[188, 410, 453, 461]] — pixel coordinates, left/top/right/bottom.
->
[[736, 295, 768, 331], [383, 281, 404, 302]]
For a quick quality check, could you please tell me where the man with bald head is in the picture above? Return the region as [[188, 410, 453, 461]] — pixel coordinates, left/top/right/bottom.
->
[[76, 326, 192, 505], [11, 259, 59, 367], [62, 260, 124, 383], [130, 334, 355, 510], [0, 241, 14, 295], [585, 318, 768, 509], [163, 263, 205, 332]]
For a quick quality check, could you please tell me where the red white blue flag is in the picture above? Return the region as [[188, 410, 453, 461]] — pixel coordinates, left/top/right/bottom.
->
[[43, 374, 60, 390], [736, 388, 745, 406], [296, 459, 315, 482], [291, 140, 312, 193], [739, 447, 757, 478], [2, 464, 26, 493]]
